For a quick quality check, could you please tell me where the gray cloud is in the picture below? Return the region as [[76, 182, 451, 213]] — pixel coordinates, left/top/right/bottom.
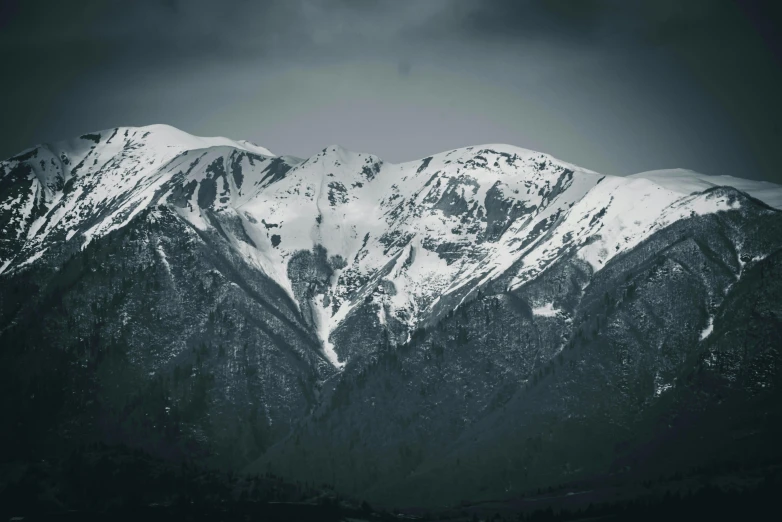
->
[[1, 0, 781, 183]]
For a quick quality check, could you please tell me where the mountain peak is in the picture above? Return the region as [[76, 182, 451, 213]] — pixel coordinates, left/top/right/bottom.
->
[[317, 144, 354, 160]]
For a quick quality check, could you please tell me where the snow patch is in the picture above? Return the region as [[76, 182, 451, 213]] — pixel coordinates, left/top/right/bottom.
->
[[532, 303, 560, 317], [16, 247, 48, 269], [654, 371, 674, 397], [157, 244, 172, 275], [311, 294, 345, 369], [700, 316, 714, 341], [655, 382, 673, 397]]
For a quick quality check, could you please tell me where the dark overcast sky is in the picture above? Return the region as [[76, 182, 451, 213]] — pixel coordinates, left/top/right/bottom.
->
[[1, 0, 781, 182]]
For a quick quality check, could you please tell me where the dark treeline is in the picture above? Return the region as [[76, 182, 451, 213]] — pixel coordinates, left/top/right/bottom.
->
[[516, 475, 779, 521], [0, 442, 385, 522], [2, 441, 776, 522]]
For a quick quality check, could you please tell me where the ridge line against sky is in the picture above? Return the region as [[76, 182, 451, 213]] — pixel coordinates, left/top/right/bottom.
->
[[1, 0, 781, 183]]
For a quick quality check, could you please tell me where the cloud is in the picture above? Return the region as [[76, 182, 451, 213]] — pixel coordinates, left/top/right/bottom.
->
[[5, 0, 774, 64], [1, 0, 781, 183], [0, 0, 448, 63], [404, 0, 780, 59]]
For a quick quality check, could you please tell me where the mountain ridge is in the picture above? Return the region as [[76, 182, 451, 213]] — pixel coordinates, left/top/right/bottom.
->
[[3, 124, 781, 370], [1, 124, 781, 508]]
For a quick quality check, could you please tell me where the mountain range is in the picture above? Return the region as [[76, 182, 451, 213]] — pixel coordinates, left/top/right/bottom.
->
[[1, 124, 781, 510]]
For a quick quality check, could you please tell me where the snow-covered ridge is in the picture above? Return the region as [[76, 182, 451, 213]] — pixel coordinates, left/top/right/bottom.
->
[[2, 126, 779, 368], [108, 123, 277, 157], [0, 124, 276, 271], [629, 169, 782, 210]]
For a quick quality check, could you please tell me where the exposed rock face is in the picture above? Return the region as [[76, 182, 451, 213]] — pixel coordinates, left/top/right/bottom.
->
[[1, 125, 781, 507]]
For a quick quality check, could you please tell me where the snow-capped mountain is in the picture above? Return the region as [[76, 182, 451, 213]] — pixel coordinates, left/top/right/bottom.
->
[[3, 124, 780, 369], [0, 125, 273, 272], [2, 125, 782, 508]]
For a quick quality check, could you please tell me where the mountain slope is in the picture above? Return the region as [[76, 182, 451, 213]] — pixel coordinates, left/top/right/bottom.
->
[[0, 124, 275, 273], [5, 127, 780, 368], [258, 190, 782, 506], [1, 125, 781, 508]]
